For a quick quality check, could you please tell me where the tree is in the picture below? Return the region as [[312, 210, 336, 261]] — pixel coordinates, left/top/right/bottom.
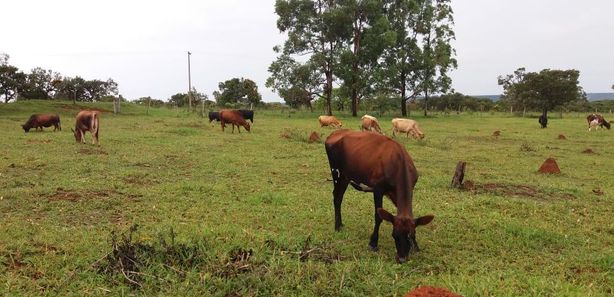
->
[[336, 0, 395, 116], [499, 68, 585, 120], [0, 64, 26, 103], [266, 54, 322, 110], [20, 67, 62, 99], [213, 77, 262, 106], [417, 0, 456, 116], [274, 0, 351, 115], [378, 0, 456, 117]]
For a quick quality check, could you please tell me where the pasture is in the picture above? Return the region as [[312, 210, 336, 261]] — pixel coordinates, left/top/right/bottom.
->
[[1, 100, 612, 296]]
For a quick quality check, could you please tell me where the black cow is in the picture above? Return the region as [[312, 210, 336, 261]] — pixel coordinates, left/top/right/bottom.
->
[[538, 114, 548, 128], [208, 111, 220, 123], [238, 109, 254, 123]]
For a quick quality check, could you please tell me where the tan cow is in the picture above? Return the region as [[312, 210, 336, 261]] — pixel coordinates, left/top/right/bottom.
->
[[391, 118, 424, 139], [318, 115, 343, 128], [360, 115, 382, 134], [71, 110, 100, 144]]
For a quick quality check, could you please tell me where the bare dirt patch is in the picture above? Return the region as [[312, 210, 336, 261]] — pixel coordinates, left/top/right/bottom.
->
[[123, 173, 156, 186], [26, 139, 53, 144], [592, 188, 604, 196], [492, 130, 501, 137], [557, 134, 567, 140], [463, 181, 575, 201], [3, 252, 27, 271], [46, 188, 141, 202], [78, 147, 109, 155], [538, 158, 560, 174], [404, 286, 461, 297], [582, 148, 596, 154]]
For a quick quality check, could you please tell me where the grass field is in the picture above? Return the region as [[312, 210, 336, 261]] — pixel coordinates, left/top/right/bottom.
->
[[1, 100, 613, 296]]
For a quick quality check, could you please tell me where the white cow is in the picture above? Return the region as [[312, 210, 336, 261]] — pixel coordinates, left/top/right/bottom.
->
[[391, 118, 424, 139]]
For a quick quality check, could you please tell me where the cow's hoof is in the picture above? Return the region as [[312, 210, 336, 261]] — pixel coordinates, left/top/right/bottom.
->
[[368, 245, 378, 252]]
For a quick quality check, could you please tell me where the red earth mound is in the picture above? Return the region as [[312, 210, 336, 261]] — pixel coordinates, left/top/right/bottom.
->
[[405, 286, 462, 297], [557, 134, 566, 140], [538, 158, 560, 174], [492, 130, 500, 137], [582, 148, 595, 154], [308, 131, 321, 143]]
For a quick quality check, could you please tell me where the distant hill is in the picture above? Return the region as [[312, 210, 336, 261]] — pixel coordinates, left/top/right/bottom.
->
[[472, 93, 614, 101]]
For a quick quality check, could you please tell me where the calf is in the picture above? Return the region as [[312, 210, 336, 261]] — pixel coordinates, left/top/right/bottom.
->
[[361, 115, 383, 134], [71, 110, 100, 144], [318, 115, 343, 128], [21, 113, 61, 132], [325, 130, 434, 263], [220, 109, 251, 133], [392, 118, 424, 139]]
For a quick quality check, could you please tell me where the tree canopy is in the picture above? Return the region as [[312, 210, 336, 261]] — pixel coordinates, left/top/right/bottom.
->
[[498, 68, 586, 117], [0, 53, 119, 103], [213, 77, 262, 106], [270, 0, 456, 116]]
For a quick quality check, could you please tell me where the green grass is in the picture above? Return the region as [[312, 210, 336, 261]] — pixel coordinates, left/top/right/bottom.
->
[[1, 100, 612, 296]]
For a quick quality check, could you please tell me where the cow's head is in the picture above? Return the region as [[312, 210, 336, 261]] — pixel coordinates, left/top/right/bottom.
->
[[244, 122, 251, 132], [71, 128, 82, 142], [21, 124, 31, 132], [377, 208, 433, 263]]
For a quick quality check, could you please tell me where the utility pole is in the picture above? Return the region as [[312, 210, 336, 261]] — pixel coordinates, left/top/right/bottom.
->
[[187, 51, 192, 113]]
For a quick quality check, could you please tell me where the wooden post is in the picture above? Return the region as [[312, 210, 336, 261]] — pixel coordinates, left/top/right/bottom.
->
[[451, 161, 466, 189]]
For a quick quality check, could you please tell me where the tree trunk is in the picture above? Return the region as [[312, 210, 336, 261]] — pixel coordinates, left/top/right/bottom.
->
[[400, 72, 408, 117], [451, 161, 466, 189], [325, 69, 333, 116], [423, 88, 429, 117]]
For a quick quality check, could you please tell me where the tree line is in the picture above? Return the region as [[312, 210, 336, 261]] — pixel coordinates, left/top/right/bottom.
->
[[267, 0, 457, 117], [0, 53, 119, 103]]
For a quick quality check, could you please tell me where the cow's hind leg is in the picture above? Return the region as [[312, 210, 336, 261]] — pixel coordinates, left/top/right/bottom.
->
[[332, 179, 349, 231], [369, 190, 384, 251]]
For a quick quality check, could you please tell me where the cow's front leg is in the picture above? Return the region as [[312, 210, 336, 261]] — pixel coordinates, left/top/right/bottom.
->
[[332, 178, 349, 231], [410, 234, 420, 253], [369, 190, 384, 251]]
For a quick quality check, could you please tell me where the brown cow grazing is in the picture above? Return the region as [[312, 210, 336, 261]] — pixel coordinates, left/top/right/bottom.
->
[[392, 118, 425, 139], [586, 113, 610, 131], [361, 114, 383, 134], [325, 130, 434, 263], [318, 115, 343, 128], [71, 110, 100, 144], [220, 109, 251, 133], [21, 113, 61, 132]]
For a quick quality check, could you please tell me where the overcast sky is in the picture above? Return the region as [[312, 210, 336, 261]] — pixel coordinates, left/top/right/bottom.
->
[[3, 0, 613, 102]]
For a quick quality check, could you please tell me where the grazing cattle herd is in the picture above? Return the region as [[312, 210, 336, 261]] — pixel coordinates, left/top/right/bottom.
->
[[17, 107, 611, 263]]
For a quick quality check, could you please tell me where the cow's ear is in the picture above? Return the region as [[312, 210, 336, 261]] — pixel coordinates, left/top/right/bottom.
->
[[415, 215, 434, 226], [377, 208, 395, 223]]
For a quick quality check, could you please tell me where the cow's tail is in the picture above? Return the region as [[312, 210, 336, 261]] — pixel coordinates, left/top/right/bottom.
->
[[92, 112, 99, 139]]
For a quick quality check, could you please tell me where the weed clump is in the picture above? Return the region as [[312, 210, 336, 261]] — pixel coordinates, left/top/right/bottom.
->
[[520, 142, 536, 152], [95, 225, 210, 288]]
